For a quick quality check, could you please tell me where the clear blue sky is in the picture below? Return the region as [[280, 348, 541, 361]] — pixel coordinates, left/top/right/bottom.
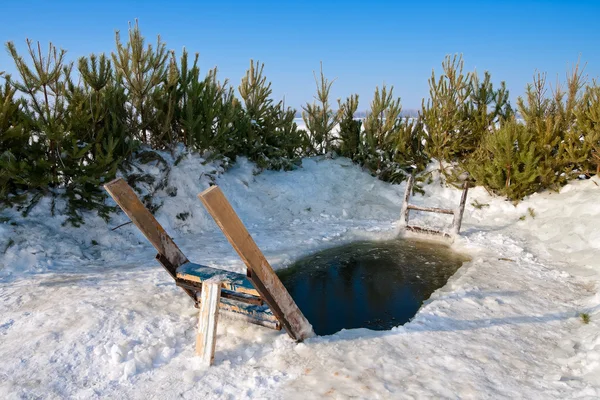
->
[[1, 0, 599, 110]]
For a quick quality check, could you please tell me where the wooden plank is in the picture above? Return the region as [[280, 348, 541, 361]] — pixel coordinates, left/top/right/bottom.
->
[[219, 300, 280, 330], [179, 281, 278, 329], [406, 225, 452, 239], [219, 298, 280, 329], [176, 262, 259, 297], [198, 186, 314, 341], [104, 178, 188, 269], [196, 280, 221, 365], [175, 280, 264, 306], [451, 182, 469, 236], [399, 175, 414, 228], [156, 254, 196, 301], [407, 204, 454, 215]]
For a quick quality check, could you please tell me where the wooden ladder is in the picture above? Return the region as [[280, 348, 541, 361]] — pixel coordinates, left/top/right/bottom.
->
[[399, 176, 469, 239], [104, 179, 313, 365]]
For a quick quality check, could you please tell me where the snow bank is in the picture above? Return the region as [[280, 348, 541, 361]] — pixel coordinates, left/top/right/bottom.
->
[[0, 154, 407, 279], [1, 155, 600, 399]]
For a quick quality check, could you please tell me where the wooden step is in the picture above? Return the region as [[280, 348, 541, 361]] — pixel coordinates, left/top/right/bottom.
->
[[176, 262, 259, 297], [176, 262, 279, 329], [407, 204, 454, 215], [175, 279, 264, 305], [219, 298, 280, 330], [406, 225, 452, 239]]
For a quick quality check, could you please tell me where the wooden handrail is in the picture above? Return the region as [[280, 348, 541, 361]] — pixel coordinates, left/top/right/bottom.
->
[[407, 204, 454, 215]]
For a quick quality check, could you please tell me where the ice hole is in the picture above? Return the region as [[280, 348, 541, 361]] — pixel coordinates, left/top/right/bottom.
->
[[277, 238, 470, 336]]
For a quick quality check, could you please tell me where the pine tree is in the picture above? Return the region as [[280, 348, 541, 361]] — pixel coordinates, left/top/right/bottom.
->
[[4, 39, 137, 224], [0, 73, 34, 201], [421, 55, 513, 184], [364, 85, 402, 149], [421, 54, 472, 172], [361, 85, 402, 176], [517, 64, 584, 189], [77, 53, 135, 160], [148, 51, 179, 148], [302, 63, 338, 154], [337, 94, 361, 159], [175, 50, 240, 157], [112, 20, 169, 145], [238, 60, 305, 170], [6, 39, 71, 189], [61, 53, 137, 225], [468, 119, 542, 200], [571, 82, 600, 175], [388, 116, 428, 174], [463, 71, 512, 155], [176, 50, 219, 150]]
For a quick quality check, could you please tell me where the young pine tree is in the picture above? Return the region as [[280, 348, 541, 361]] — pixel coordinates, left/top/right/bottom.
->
[[181, 62, 240, 156], [468, 119, 542, 200], [364, 86, 402, 149], [360, 85, 422, 182], [112, 20, 169, 145], [302, 63, 338, 154], [464, 71, 512, 155], [389, 116, 428, 174], [6, 40, 71, 189], [361, 85, 402, 174], [0, 74, 35, 202], [517, 65, 584, 189], [176, 50, 234, 153], [571, 82, 600, 175], [421, 54, 472, 172], [62, 53, 136, 225], [148, 51, 179, 149], [337, 94, 361, 160], [238, 60, 304, 170]]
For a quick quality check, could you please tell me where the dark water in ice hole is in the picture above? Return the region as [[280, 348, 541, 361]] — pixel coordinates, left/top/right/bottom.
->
[[277, 238, 470, 336]]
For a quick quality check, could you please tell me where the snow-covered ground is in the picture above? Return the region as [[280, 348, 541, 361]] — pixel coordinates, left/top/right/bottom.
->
[[1, 154, 600, 399]]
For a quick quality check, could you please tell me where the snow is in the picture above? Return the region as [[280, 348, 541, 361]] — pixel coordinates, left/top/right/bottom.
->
[[1, 154, 600, 399]]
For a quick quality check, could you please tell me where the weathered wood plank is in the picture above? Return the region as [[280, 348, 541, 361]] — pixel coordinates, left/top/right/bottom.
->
[[219, 299, 280, 330], [175, 280, 264, 306], [156, 254, 196, 301], [198, 185, 314, 341], [406, 225, 452, 239], [407, 204, 454, 215], [451, 181, 469, 236], [196, 280, 221, 365], [219, 298, 280, 328], [105, 178, 188, 268], [176, 262, 259, 297], [180, 282, 278, 329]]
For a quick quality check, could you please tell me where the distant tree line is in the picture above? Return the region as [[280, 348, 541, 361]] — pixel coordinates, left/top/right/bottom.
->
[[1, 22, 599, 225]]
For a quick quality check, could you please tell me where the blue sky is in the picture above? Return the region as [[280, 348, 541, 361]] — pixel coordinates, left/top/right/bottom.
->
[[1, 0, 598, 110]]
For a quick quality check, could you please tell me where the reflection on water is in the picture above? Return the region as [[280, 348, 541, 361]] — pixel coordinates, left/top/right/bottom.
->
[[277, 238, 470, 336]]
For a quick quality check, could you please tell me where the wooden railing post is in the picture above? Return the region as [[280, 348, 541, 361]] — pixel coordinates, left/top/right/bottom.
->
[[451, 182, 469, 236], [196, 279, 222, 365], [399, 175, 414, 228]]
